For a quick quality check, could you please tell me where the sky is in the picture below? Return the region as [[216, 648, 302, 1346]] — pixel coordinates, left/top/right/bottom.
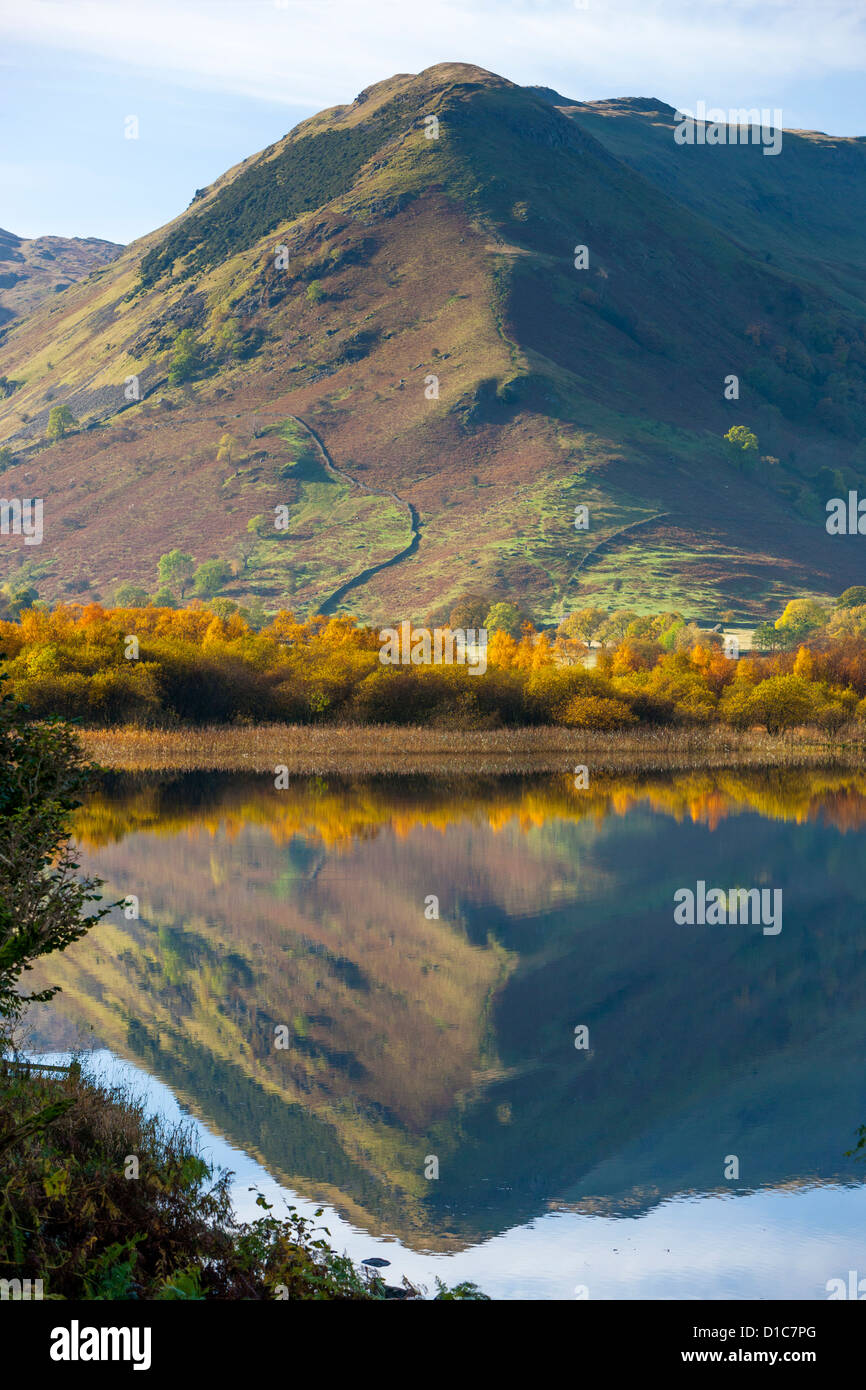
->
[[2, 0, 866, 245]]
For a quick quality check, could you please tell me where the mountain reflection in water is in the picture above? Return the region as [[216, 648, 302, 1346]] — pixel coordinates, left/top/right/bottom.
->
[[28, 769, 866, 1293]]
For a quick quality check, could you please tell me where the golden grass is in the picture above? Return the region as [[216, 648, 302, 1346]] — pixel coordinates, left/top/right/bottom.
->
[[78, 723, 866, 775]]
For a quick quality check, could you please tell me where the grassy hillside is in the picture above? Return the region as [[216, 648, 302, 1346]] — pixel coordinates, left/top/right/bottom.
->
[[1, 63, 865, 623]]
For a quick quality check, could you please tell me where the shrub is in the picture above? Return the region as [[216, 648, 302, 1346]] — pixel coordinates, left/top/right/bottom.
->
[[523, 666, 603, 722], [0, 1060, 487, 1300], [558, 694, 637, 729]]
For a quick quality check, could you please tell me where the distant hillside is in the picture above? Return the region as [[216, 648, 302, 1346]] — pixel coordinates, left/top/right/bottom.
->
[[0, 228, 122, 326], [0, 63, 865, 622]]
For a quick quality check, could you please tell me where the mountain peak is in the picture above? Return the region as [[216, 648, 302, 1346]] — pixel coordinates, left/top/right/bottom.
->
[[351, 62, 511, 110], [2, 63, 866, 624]]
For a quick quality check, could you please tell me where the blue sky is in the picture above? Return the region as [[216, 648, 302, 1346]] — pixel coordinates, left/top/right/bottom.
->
[[2, 0, 866, 245]]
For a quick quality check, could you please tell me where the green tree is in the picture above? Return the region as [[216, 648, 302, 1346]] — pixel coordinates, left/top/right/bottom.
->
[[0, 691, 110, 1020], [214, 317, 240, 361], [150, 589, 178, 609], [113, 582, 149, 608], [193, 558, 232, 598], [46, 405, 78, 442], [483, 602, 523, 638], [752, 621, 781, 653], [168, 329, 202, 386], [659, 619, 685, 651], [837, 587, 866, 609], [305, 280, 325, 305], [157, 549, 196, 599], [724, 425, 759, 466], [623, 614, 658, 640], [0, 446, 15, 473], [0, 581, 38, 617], [243, 596, 267, 630]]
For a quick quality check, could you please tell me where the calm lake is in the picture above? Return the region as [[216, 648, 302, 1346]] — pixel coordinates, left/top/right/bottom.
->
[[29, 768, 866, 1299]]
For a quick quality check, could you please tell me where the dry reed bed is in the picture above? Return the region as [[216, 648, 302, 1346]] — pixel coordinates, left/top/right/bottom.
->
[[79, 724, 866, 775]]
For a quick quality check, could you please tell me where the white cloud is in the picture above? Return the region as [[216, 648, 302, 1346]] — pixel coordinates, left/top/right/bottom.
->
[[3, 0, 865, 112]]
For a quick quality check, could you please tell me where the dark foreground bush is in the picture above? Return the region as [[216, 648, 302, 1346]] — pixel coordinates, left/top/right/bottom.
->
[[0, 1056, 487, 1300]]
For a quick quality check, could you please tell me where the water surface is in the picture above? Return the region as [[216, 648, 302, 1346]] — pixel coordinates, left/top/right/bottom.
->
[[29, 769, 866, 1298]]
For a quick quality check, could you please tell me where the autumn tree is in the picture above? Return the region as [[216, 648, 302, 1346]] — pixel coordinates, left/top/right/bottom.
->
[[746, 675, 816, 735], [217, 434, 239, 468], [559, 606, 606, 646], [600, 610, 638, 645], [559, 694, 637, 729], [449, 594, 489, 630], [775, 598, 827, 641], [828, 605, 866, 641]]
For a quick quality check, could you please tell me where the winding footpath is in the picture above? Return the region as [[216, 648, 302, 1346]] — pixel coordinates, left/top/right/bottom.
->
[[570, 510, 671, 582], [285, 414, 421, 616]]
